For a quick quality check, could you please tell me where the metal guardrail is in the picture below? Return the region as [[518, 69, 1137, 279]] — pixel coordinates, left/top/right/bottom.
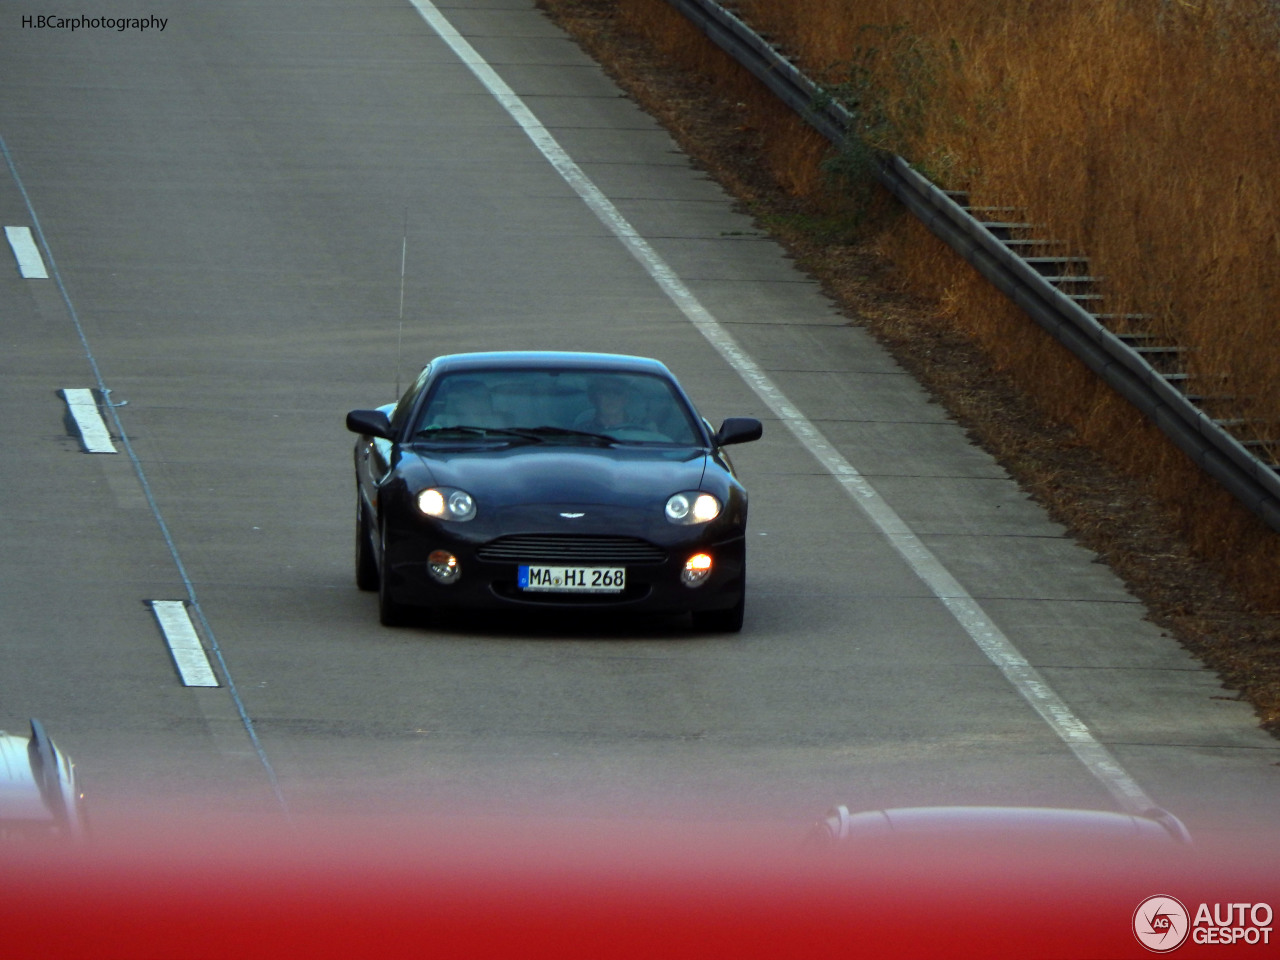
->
[[664, 0, 1280, 532]]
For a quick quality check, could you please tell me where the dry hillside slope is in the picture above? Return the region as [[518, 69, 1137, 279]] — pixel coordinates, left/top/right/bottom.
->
[[537, 0, 1280, 736]]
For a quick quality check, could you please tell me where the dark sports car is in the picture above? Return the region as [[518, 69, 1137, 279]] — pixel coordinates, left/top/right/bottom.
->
[[345, 352, 763, 631]]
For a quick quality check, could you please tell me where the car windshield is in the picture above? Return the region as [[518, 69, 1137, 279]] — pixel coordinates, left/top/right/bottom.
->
[[413, 369, 702, 445]]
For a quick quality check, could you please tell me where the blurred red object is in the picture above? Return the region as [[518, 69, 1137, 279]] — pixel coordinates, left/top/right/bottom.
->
[[0, 810, 1274, 959]]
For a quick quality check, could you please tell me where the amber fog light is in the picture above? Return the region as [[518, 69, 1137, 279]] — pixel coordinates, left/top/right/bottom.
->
[[428, 550, 460, 584], [681, 552, 713, 586]]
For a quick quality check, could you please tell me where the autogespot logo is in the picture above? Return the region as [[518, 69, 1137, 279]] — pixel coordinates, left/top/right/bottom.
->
[[1134, 895, 1191, 953]]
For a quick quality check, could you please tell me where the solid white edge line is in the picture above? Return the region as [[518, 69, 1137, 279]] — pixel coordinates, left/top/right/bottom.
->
[[61, 388, 117, 454], [151, 600, 219, 688], [407, 0, 1158, 817], [4, 225, 48, 278]]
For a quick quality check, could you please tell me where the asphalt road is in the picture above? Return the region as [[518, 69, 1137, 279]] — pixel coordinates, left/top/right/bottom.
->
[[1, 0, 1275, 843]]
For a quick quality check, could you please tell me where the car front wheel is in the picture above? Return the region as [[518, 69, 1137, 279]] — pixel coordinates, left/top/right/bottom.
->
[[377, 525, 414, 627], [355, 497, 378, 592]]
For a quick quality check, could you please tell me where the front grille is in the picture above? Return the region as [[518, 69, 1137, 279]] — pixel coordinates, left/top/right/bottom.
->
[[477, 534, 667, 565], [491, 582, 653, 605]]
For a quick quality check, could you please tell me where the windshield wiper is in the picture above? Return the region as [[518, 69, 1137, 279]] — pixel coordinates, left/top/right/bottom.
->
[[415, 425, 634, 445], [501, 425, 616, 445], [414, 425, 543, 442]]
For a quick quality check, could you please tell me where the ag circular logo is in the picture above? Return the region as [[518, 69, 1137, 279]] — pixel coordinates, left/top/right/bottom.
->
[[1134, 895, 1190, 952]]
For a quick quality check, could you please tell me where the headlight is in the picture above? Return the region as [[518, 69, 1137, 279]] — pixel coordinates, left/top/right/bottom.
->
[[665, 492, 721, 524], [416, 487, 476, 521]]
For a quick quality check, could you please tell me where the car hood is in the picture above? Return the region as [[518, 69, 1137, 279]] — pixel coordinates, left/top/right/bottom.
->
[[404, 444, 709, 507]]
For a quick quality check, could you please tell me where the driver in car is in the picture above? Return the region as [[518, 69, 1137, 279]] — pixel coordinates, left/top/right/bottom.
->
[[578, 378, 656, 435]]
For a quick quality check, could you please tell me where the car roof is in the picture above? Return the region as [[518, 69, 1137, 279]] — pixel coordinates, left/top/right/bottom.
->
[[815, 804, 1192, 845], [426, 351, 675, 378]]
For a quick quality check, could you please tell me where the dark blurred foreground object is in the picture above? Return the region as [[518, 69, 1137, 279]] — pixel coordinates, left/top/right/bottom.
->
[[0, 719, 86, 840], [0, 808, 1273, 960]]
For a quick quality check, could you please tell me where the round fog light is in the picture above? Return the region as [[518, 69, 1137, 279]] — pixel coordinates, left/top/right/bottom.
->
[[681, 552, 713, 586], [427, 550, 460, 584]]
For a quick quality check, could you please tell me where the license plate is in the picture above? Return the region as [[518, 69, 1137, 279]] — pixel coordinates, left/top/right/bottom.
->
[[518, 565, 625, 593]]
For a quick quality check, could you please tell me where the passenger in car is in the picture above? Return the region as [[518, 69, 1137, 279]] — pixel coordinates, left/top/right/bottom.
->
[[430, 378, 505, 428]]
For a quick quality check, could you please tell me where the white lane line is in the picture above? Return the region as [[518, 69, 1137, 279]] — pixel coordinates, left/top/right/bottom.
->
[[4, 225, 48, 278], [150, 601, 220, 687], [410, 0, 1160, 816], [61, 388, 117, 454]]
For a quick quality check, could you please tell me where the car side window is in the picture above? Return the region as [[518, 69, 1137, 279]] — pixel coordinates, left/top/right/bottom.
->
[[390, 365, 431, 436]]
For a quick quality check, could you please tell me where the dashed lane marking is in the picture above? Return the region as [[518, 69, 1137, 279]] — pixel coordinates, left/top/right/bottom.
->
[[150, 601, 220, 688], [61, 388, 117, 454], [2, 132, 290, 819], [4, 225, 48, 278]]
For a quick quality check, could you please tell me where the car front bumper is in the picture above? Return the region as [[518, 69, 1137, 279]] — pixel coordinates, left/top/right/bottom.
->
[[380, 517, 746, 616]]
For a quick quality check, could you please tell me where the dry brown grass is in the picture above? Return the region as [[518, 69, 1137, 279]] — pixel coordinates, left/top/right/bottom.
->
[[729, 0, 1280, 600]]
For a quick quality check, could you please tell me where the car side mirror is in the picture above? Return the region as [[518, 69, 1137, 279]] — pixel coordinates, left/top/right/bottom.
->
[[714, 417, 763, 447], [346, 409, 394, 440]]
